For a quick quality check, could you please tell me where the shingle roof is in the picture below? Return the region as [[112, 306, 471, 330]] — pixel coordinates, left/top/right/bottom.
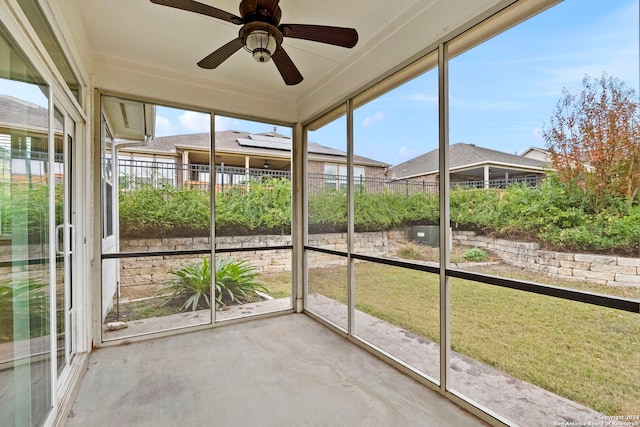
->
[[0, 95, 62, 133], [127, 131, 389, 167], [390, 143, 549, 179]]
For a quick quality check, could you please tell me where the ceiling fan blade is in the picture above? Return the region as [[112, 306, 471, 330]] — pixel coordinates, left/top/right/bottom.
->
[[279, 24, 358, 48], [197, 38, 244, 69], [272, 47, 303, 86], [150, 0, 243, 25]]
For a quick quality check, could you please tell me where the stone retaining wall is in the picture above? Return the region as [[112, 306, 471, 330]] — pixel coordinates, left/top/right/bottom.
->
[[118, 232, 395, 298], [453, 231, 640, 288], [118, 229, 639, 299]]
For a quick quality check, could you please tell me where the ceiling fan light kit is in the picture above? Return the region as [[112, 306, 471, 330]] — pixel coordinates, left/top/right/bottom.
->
[[150, 0, 358, 85], [241, 22, 281, 63]]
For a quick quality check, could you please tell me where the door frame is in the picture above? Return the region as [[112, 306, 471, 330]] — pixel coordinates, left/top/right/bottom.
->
[[49, 90, 87, 404]]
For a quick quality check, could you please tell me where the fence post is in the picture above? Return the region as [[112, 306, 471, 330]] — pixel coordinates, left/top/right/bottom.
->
[[220, 163, 225, 191]]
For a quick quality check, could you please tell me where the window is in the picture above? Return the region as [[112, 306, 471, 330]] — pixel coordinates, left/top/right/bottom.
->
[[323, 163, 365, 189]]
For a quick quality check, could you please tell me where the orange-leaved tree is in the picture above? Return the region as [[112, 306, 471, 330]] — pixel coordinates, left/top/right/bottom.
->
[[542, 73, 640, 211]]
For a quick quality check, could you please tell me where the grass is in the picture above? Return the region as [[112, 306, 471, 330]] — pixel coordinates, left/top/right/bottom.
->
[[260, 262, 640, 416]]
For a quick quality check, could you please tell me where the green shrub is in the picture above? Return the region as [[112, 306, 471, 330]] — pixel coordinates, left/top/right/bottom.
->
[[162, 257, 268, 311], [119, 184, 210, 238], [216, 178, 292, 235], [118, 177, 639, 255], [308, 189, 348, 233], [463, 248, 489, 262]]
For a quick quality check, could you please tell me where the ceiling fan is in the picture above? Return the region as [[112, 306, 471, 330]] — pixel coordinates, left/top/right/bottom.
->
[[150, 0, 359, 85]]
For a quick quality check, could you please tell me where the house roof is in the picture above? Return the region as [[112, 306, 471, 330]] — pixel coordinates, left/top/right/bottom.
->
[[122, 131, 389, 167], [521, 146, 550, 156], [390, 143, 549, 179], [0, 95, 62, 134]]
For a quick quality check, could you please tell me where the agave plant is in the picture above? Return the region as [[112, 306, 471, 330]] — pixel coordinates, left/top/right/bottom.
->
[[214, 258, 267, 308], [162, 257, 267, 311], [162, 257, 212, 312]]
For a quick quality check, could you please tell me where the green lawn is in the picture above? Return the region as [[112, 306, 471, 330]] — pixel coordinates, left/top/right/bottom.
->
[[261, 262, 640, 416]]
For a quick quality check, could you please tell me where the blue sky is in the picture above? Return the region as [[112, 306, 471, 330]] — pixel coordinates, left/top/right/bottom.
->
[[1, 0, 636, 167], [155, 0, 639, 166]]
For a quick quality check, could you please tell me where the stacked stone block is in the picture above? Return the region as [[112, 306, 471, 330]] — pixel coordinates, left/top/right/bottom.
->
[[453, 231, 640, 288]]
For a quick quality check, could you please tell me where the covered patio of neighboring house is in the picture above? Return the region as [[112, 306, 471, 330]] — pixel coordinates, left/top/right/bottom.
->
[[114, 128, 390, 192], [390, 142, 551, 188]]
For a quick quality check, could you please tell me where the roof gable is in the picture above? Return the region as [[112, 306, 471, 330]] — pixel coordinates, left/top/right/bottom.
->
[[390, 143, 549, 179]]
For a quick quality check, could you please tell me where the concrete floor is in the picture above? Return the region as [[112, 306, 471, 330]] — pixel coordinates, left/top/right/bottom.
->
[[66, 314, 487, 427]]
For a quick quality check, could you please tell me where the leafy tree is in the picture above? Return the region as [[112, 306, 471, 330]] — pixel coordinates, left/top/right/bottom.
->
[[542, 73, 640, 210]]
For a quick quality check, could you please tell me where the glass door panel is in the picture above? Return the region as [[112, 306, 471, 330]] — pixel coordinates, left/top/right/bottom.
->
[[0, 23, 53, 426], [53, 105, 75, 377]]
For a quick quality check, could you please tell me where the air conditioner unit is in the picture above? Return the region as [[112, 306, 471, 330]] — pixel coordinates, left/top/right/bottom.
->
[[411, 225, 439, 247]]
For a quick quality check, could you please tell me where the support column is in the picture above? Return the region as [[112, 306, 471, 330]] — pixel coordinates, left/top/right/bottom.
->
[[438, 41, 451, 394], [292, 123, 306, 313], [182, 150, 189, 187], [484, 165, 490, 188], [245, 156, 250, 188]]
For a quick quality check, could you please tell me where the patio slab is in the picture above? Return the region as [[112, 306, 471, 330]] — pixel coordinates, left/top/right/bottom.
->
[[102, 297, 292, 340], [66, 314, 487, 427]]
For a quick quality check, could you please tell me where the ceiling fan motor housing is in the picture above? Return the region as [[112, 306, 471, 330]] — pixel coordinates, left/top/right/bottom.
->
[[239, 0, 282, 26]]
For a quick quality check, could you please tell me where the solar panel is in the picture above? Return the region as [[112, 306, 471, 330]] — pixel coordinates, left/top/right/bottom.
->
[[237, 138, 291, 151], [248, 134, 292, 144]]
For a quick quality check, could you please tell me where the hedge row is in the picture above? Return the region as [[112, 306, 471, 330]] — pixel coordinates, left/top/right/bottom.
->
[[118, 178, 640, 256]]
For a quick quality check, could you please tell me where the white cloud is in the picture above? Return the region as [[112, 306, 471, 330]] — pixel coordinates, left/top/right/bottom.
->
[[362, 111, 386, 127], [214, 116, 237, 131], [155, 115, 176, 137], [397, 146, 420, 160], [407, 92, 437, 103], [179, 111, 210, 132]]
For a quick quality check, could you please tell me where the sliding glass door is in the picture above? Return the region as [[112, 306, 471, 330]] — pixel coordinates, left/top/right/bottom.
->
[[0, 24, 52, 427], [0, 22, 80, 427], [53, 104, 76, 378]]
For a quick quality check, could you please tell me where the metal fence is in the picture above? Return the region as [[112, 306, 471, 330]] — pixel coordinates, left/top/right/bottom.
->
[[307, 173, 439, 196], [117, 158, 540, 195]]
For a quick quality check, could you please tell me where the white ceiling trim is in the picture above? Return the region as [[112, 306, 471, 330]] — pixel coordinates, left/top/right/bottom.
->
[[92, 54, 297, 124]]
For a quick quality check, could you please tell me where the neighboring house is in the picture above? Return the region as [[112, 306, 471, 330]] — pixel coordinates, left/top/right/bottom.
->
[[390, 142, 551, 188], [521, 146, 551, 163], [116, 130, 390, 191], [522, 145, 595, 173], [0, 95, 63, 183]]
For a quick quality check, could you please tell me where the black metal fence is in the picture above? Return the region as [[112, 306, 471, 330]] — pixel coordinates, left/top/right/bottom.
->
[[117, 158, 540, 195]]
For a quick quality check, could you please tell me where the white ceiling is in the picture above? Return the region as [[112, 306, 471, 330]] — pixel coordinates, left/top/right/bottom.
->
[[72, 0, 508, 123]]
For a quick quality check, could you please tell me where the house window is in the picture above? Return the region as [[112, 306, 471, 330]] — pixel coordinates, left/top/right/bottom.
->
[[324, 164, 365, 189]]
